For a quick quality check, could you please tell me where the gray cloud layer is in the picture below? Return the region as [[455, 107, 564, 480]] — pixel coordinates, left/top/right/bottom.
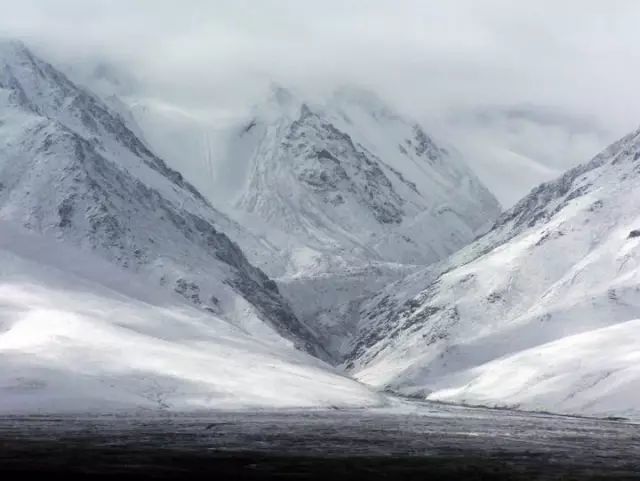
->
[[2, 0, 639, 127], [2, 1, 639, 205]]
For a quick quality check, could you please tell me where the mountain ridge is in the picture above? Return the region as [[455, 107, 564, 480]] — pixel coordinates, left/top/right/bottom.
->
[[341, 123, 640, 418], [0, 40, 327, 359]]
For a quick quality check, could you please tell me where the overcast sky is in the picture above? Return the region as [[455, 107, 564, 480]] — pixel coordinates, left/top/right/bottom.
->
[[1, 0, 638, 125], [2, 0, 639, 204]]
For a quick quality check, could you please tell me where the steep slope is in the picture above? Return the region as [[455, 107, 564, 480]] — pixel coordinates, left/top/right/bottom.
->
[[0, 41, 322, 358], [345, 125, 640, 418], [0, 222, 381, 412], [227, 87, 500, 275], [207, 87, 498, 358], [99, 85, 500, 271]]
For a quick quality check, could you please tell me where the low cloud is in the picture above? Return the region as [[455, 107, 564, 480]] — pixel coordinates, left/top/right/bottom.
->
[[2, 0, 638, 204]]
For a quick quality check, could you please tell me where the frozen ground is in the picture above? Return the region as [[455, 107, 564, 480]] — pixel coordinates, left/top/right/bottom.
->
[[0, 401, 639, 479]]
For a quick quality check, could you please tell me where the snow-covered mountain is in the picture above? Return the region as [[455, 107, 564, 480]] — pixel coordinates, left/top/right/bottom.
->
[[6, 39, 636, 420], [117, 85, 500, 275], [224, 86, 500, 275], [343, 125, 640, 419], [117, 84, 501, 359], [0, 40, 324, 359], [176, 86, 496, 358], [0, 221, 382, 412]]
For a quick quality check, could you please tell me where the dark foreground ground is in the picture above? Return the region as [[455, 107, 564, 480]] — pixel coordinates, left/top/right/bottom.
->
[[0, 402, 639, 480]]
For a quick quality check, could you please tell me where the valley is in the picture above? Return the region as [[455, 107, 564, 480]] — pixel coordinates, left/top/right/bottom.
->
[[0, 39, 639, 425]]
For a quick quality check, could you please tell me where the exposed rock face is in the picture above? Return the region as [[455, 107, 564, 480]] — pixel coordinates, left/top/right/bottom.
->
[[240, 103, 406, 229], [228, 87, 501, 276]]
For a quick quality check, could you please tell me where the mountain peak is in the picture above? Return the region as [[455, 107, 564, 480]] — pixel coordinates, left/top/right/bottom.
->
[[230, 83, 500, 273], [269, 83, 296, 106], [255, 83, 303, 120], [0, 38, 29, 59]]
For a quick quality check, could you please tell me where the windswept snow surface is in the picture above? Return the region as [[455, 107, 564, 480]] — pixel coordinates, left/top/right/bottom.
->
[[427, 320, 640, 419], [345, 125, 640, 419], [0, 223, 382, 413]]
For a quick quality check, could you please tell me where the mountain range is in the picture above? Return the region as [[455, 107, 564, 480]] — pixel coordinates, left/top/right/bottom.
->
[[1, 40, 638, 419]]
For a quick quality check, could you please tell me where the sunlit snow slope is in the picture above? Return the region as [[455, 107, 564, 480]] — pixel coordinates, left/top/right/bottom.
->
[[0, 222, 382, 413], [345, 125, 640, 419], [428, 320, 640, 418]]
